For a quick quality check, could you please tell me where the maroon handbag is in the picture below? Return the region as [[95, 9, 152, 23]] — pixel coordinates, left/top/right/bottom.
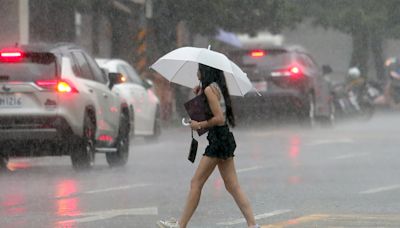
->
[[184, 93, 212, 136]]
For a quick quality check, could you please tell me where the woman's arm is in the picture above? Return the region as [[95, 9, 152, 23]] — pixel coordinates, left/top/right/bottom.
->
[[190, 86, 224, 130]]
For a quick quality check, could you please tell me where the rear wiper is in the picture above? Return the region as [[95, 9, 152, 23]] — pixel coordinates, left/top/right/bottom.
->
[[241, 63, 257, 68]]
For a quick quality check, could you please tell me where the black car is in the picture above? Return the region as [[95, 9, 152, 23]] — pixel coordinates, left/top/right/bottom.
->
[[228, 46, 334, 126]]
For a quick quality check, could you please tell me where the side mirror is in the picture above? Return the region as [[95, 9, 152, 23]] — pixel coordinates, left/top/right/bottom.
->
[[322, 65, 333, 75], [108, 72, 125, 89]]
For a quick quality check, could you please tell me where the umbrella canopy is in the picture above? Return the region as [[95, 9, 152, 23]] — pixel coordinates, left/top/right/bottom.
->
[[150, 46, 253, 96]]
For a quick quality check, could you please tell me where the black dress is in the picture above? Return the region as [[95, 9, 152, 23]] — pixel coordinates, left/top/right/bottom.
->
[[203, 83, 236, 160], [203, 124, 236, 160]]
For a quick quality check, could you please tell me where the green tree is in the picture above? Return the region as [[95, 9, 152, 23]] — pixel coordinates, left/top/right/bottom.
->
[[150, 0, 302, 57], [297, 0, 400, 81]]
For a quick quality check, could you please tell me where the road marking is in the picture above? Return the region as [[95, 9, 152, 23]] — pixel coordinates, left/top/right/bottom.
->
[[333, 152, 369, 160], [84, 183, 151, 194], [360, 184, 400, 194], [57, 207, 158, 224], [262, 214, 328, 228], [262, 214, 400, 227], [306, 138, 354, 146], [217, 209, 291, 226], [55, 183, 152, 199], [237, 166, 263, 173]]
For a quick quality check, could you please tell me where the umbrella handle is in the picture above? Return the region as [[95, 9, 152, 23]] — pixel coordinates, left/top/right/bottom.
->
[[182, 118, 191, 126]]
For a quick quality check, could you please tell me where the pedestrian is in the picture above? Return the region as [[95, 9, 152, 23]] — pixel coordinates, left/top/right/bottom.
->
[[157, 64, 260, 228]]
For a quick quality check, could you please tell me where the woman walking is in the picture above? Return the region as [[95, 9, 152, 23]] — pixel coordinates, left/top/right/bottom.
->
[[157, 64, 259, 228]]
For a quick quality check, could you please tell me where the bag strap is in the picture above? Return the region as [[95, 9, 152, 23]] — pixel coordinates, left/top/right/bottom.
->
[[191, 129, 194, 139]]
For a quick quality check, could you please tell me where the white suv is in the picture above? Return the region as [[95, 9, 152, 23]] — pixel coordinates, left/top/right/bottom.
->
[[0, 44, 131, 170]]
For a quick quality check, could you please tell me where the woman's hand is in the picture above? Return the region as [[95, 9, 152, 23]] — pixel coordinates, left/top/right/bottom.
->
[[193, 85, 201, 95], [190, 120, 201, 130]]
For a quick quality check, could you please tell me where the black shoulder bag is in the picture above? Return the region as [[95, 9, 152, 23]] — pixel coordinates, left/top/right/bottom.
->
[[188, 129, 198, 163]]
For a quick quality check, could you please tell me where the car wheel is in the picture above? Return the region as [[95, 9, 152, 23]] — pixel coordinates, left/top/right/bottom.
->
[[0, 153, 9, 171], [300, 93, 316, 128], [106, 112, 130, 167], [71, 114, 96, 170], [145, 107, 161, 142]]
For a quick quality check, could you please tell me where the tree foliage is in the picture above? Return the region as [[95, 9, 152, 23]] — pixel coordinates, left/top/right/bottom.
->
[[296, 0, 400, 80], [150, 0, 303, 52], [169, 0, 302, 36]]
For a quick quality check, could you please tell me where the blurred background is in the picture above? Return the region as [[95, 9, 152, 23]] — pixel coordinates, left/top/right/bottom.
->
[[1, 0, 400, 123]]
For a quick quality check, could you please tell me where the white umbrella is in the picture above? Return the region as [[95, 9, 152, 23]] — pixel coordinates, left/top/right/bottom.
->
[[150, 46, 253, 96]]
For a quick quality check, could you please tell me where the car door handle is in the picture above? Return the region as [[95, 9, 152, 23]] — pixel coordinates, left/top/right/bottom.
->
[[103, 93, 108, 98], [89, 89, 93, 93]]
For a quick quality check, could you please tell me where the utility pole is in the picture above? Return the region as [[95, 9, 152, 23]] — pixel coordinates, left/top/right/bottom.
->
[[19, 0, 29, 44], [134, 0, 152, 75]]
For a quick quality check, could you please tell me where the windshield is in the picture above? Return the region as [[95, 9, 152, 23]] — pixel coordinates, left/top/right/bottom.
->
[[0, 52, 57, 82], [229, 49, 291, 70]]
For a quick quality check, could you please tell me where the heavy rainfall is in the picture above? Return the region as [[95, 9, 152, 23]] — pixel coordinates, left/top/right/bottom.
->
[[0, 0, 400, 227]]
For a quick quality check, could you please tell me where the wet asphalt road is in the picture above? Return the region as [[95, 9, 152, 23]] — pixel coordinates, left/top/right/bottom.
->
[[1, 111, 400, 228]]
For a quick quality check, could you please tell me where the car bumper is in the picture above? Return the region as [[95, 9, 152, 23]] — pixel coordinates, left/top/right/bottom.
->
[[0, 116, 74, 141], [232, 90, 307, 116]]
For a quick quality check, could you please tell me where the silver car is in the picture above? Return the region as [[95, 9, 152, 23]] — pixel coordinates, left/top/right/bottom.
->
[[0, 44, 131, 170]]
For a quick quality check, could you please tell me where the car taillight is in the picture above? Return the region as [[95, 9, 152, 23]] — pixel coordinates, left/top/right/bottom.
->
[[290, 66, 300, 75], [271, 66, 303, 78], [98, 134, 113, 142], [57, 81, 74, 93], [35, 80, 57, 90], [250, 50, 266, 58], [35, 79, 78, 93], [0, 48, 24, 62]]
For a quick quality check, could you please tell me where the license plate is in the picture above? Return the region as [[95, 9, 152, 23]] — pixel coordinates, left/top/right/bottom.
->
[[0, 94, 22, 108], [252, 81, 268, 92]]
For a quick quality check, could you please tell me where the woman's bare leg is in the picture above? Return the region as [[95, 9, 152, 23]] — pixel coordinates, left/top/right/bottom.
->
[[218, 158, 257, 227], [179, 156, 219, 228]]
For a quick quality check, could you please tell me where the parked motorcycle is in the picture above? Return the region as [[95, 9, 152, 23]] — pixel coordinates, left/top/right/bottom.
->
[[331, 67, 382, 120]]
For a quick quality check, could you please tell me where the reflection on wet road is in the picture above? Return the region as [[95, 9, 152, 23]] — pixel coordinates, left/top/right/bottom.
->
[[1, 111, 400, 227]]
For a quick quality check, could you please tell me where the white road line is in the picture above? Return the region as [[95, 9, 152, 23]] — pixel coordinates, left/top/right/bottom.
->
[[57, 207, 158, 224], [55, 183, 152, 199], [237, 166, 263, 174], [84, 183, 151, 194], [217, 209, 291, 226], [306, 138, 354, 146], [333, 153, 369, 160], [360, 185, 400, 194]]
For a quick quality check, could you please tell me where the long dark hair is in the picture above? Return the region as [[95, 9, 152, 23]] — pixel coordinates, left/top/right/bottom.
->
[[198, 63, 235, 127]]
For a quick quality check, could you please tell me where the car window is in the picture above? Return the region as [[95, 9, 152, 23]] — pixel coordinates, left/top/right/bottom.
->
[[71, 52, 95, 81], [299, 53, 317, 69], [295, 55, 310, 68], [68, 53, 81, 77], [83, 53, 108, 84], [116, 65, 132, 83], [118, 64, 143, 85], [229, 49, 291, 71], [0, 52, 56, 82]]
